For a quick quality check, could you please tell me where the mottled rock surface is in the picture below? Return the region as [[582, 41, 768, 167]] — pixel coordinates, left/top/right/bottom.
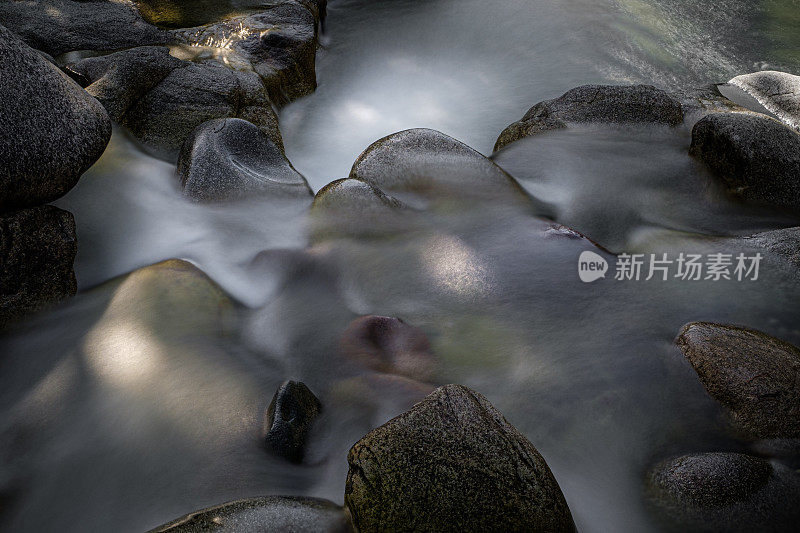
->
[[263, 381, 321, 463], [149, 496, 351, 532], [1, 206, 78, 328], [495, 84, 684, 151], [340, 315, 436, 382], [178, 118, 310, 201], [689, 113, 800, 212], [677, 322, 800, 438], [648, 452, 800, 531], [744, 226, 800, 268], [728, 71, 800, 132], [0, 24, 111, 211], [345, 384, 576, 532]]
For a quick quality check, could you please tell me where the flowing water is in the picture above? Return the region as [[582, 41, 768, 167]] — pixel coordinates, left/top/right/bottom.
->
[[2, 1, 800, 531]]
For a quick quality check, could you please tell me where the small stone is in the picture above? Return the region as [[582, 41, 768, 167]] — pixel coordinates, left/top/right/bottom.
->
[[148, 496, 352, 532], [676, 322, 800, 439], [345, 384, 576, 532], [744, 226, 800, 268], [339, 316, 436, 382], [728, 71, 800, 132], [263, 381, 321, 463], [1, 206, 77, 329], [495, 84, 684, 151], [689, 112, 800, 212]]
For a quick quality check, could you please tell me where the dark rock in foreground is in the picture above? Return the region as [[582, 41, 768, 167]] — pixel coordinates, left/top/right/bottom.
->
[[647, 452, 800, 532], [350, 128, 544, 212], [744, 226, 800, 268], [677, 322, 800, 439], [690, 113, 800, 212], [0, 24, 111, 212], [1, 206, 78, 328], [340, 315, 436, 382], [495, 84, 684, 151], [345, 384, 576, 532], [178, 118, 311, 201], [728, 71, 800, 132], [263, 381, 321, 464], [149, 496, 352, 532]]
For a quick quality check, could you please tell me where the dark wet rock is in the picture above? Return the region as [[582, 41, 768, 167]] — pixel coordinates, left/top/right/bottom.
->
[[495, 84, 684, 151], [263, 381, 321, 463], [72, 49, 281, 159], [0, 25, 111, 212], [178, 118, 311, 201], [744, 226, 800, 268], [345, 384, 576, 532], [350, 128, 541, 211], [1, 206, 77, 329], [309, 178, 408, 242], [727, 71, 800, 132], [647, 452, 800, 532], [340, 316, 436, 382], [0, 0, 169, 56], [676, 322, 800, 439], [149, 496, 352, 532], [689, 113, 800, 212]]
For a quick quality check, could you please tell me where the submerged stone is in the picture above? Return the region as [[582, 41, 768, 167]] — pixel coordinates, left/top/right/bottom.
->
[[0, 24, 111, 211], [263, 381, 321, 464], [149, 496, 351, 532], [676, 322, 800, 439], [345, 384, 576, 532], [495, 84, 684, 151]]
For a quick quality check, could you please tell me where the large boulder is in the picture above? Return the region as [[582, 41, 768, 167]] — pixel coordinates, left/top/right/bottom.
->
[[0, 206, 78, 328], [149, 496, 352, 532], [177, 118, 311, 201], [727, 71, 800, 132], [345, 384, 576, 532], [263, 380, 321, 464], [690, 113, 800, 212], [676, 322, 800, 439], [647, 452, 800, 531], [494, 84, 684, 151], [350, 128, 542, 211], [0, 24, 111, 212]]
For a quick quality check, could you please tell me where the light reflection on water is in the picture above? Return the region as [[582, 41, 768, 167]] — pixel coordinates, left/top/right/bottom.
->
[[2, 0, 800, 532]]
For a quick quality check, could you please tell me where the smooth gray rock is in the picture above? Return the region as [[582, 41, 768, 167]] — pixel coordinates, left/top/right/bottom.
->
[[0, 1, 168, 57], [728, 71, 800, 132], [744, 226, 800, 268], [0, 24, 111, 212], [690, 113, 800, 212], [648, 452, 800, 532], [495, 84, 684, 151], [677, 322, 800, 439], [263, 381, 321, 464], [350, 128, 542, 211], [1, 206, 77, 329], [177, 118, 310, 201], [149, 496, 352, 532], [339, 315, 436, 382], [345, 384, 576, 532]]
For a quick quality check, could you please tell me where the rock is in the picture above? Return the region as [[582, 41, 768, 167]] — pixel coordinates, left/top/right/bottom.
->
[[0, 206, 77, 328], [350, 128, 541, 210], [0, 0, 168, 57], [689, 112, 800, 212], [178, 118, 311, 201], [647, 452, 800, 531], [744, 227, 800, 268], [339, 316, 436, 382], [0, 24, 111, 212], [149, 496, 352, 532], [309, 178, 408, 242], [676, 322, 800, 439], [727, 71, 800, 132], [495, 84, 684, 151], [345, 384, 576, 532], [263, 381, 321, 464]]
